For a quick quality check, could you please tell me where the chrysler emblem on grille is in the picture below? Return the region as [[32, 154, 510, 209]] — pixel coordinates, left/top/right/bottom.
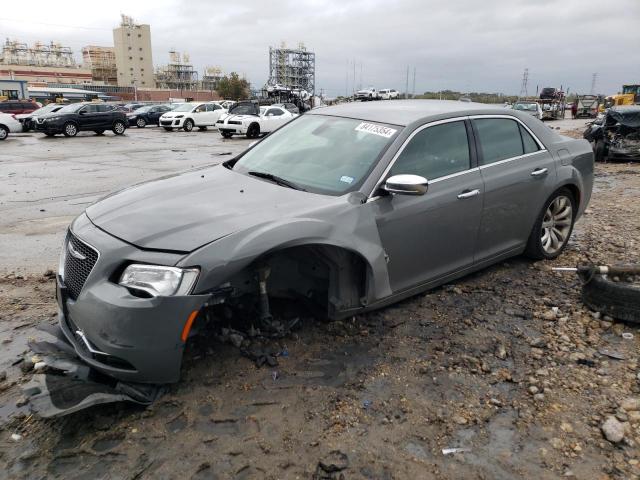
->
[[68, 241, 87, 261]]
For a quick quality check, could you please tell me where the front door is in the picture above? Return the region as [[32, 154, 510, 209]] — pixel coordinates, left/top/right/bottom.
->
[[471, 116, 557, 261], [373, 119, 484, 293], [78, 104, 101, 130]]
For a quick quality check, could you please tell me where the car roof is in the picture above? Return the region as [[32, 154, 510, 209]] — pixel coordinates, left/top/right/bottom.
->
[[308, 99, 503, 126]]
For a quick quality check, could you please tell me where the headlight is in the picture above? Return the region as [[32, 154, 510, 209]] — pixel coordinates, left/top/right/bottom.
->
[[175, 115, 184, 119], [119, 264, 199, 297]]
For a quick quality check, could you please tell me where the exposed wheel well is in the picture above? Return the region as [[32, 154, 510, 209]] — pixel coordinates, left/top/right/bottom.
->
[[226, 244, 369, 319], [562, 183, 580, 211]]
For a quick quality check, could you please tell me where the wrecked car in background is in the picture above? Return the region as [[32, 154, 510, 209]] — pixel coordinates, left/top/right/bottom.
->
[[55, 100, 594, 385], [583, 105, 640, 162]]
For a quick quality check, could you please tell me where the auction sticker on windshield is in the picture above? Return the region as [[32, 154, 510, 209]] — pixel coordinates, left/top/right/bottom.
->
[[355, 122, 397, 138]]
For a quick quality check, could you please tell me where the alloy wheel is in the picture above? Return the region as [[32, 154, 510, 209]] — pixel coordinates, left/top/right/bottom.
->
[[65, 123, 77, 136], [0, 127, 7, 140], [114, 122, 125, 134], [540, 195, 573, 255], [136, 118, 146, 128]]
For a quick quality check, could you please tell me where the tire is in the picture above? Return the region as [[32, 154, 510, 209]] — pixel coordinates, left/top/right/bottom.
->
[[136, 117, 147, 128], [198, 126, 207, 131], [581, 274, 640, 323], [524, 188, 576, 260], [0, 125, 8, 140], [183, 119, 194, 132], [221, 131, 233, 139], [164, 127, 173, 131], [63, 122, 78, 137], [112, 120, 126, 135], [246, 123, 260, 139], [94, 130, 105, 135], [594, 139, 607, 162]]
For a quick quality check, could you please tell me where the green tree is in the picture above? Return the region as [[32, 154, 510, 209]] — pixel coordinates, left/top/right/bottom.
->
[[217, 72, 250, 100]]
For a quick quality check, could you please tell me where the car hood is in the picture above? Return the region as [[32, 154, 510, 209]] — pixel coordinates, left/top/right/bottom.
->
[[221, 114, 258, 122], [85, 164, 337, 252]]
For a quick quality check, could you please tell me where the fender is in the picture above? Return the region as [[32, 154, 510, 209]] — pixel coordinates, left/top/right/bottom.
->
[[178, 203, 393, 302]]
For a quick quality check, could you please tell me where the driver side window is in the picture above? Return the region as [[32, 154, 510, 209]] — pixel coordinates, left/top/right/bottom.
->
[[389, 121, 470, 180]]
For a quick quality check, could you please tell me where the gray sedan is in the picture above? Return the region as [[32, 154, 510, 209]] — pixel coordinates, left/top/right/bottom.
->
[[57, 100, 594, 383]]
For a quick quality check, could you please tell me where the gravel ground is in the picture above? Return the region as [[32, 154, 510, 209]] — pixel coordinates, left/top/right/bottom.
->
[[1, 120, 640, 479]]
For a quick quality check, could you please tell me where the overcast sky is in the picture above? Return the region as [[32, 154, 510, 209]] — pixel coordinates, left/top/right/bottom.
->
[[1, 0, 638, 96]]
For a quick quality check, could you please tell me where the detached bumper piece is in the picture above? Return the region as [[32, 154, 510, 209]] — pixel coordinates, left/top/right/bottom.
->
[[21, 325, 162, 418]]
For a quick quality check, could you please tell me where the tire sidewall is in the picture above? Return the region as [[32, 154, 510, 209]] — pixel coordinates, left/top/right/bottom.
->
[[113, 121, 126, 135], [184, 119, 194, 132], [0, 126, 7, 140], [527, 188, 577, 260], [136, 117, 146, 128], [247, 123, 259, 138]]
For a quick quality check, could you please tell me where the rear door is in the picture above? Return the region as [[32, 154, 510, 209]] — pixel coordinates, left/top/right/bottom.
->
[[471, 115, 557, 261], [373, 118, 484, 292]]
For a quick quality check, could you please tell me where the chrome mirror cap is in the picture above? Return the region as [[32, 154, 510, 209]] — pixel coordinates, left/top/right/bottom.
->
[[384, 174, 429, 195]]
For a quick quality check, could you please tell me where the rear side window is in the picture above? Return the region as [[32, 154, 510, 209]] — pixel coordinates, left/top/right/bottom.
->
[[473, 118, 523, 165], [390, 121, 470, 180], [519, 124, 540, 154]]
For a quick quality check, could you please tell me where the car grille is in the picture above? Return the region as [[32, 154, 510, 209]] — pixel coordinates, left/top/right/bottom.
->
[[64, 233, 99, 300], [160, 120, 172, 126]]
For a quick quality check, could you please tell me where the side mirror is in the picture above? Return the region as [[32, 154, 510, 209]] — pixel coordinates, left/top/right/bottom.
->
[[384, 174, 428, 195]]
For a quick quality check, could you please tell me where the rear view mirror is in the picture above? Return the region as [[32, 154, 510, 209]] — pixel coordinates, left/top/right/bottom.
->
[[384, 174, 428, 195]]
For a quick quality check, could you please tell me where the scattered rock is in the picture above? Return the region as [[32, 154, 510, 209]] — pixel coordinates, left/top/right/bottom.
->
[[602, 416, 625, 443], [528, 385, 539, 395], [452, 415, 468, 425], [0, 370, 6, 382], [621, 398, 640, 412]]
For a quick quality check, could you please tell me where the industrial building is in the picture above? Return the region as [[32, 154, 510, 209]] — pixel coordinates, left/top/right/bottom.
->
[[113, 14, 154, 87], [267, 43, 315, 94], [154, 51, 198, 90], [201, 66, 224, 91], [0, 39, 92, 85], [82, 46, 117, 85], [0, 79, 28, 99]]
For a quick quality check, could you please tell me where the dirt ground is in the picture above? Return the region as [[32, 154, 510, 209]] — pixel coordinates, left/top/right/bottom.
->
[[1, 124, 640, 479]]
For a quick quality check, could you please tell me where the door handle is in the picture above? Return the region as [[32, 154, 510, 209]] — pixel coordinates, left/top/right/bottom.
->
[[531, 167, 548, 177], [457, 189, 480, 199]]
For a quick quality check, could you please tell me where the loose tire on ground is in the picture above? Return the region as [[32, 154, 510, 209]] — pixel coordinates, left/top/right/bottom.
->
[[63, 122, 78, 137], [581, 274, 640, 323], [183, 119, 194, 132], [524, 187, 576, 260], [112, 120, 126, 135]]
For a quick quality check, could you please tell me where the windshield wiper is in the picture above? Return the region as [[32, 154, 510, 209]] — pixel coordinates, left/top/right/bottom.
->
[[247, 171, 306, 191]]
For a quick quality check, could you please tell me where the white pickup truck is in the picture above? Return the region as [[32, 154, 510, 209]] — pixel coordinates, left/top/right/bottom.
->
[[354, 88, 380, 101]]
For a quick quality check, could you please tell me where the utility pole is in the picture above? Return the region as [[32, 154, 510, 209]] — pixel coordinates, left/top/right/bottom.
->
[[353, 59, 356, 96], [590, 73, 597, 95], [405, 66, 409, 99], [359, 62, 363, 91], [412, 67, 416, 98]]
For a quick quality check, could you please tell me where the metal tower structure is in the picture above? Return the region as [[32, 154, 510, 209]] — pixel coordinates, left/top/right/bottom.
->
[[267, 42, 315, 94], [154, 51, 198, 90], [519, 68, 529, 98], [590, 73, 598, 95]]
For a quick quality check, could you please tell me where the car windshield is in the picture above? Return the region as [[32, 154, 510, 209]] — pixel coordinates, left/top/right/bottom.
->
[[232, 115, 399, 195], [58, 104, 86, 113], [171, 103, 196, 112], [514, 103, 538, 111], [32, 104, 60, 115]]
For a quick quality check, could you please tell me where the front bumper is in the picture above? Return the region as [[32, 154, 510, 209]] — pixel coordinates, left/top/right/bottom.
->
[[217, 122, 247, 134], [160, 117, 185, 128], [35, 121, 63, 134], [57, 214, 210, 384]]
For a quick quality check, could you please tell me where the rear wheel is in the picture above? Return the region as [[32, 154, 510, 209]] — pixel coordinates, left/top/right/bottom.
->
[[63, 122, 78, 137], [112, 120, 126, 135], [94, 130, 105, 135], [183, 119, 194, 132], [594, 139, 607, 162], [136, 117, 147, 128], [525, 188, 576, 260], [246, 123, 260, 139], [0, 125, 8, 140]]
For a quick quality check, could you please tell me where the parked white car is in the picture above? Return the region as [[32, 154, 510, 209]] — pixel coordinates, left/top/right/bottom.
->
[[379, 89, 399, 100], [159, 102, 227, 131], [512, 101, 543, 120], [0, 112, 22, 140], [354, 88, 380, 101], [216, 103, 297, 138]]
